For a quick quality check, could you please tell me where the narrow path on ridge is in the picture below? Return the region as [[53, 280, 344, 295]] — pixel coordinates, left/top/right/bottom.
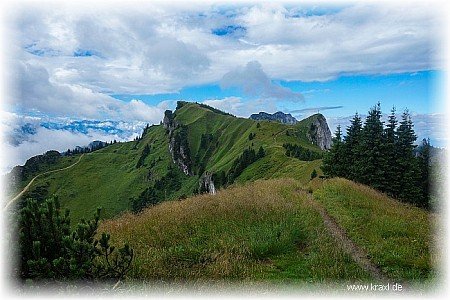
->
[[301, 191, 389, 282], [4, 154, 85, 211]]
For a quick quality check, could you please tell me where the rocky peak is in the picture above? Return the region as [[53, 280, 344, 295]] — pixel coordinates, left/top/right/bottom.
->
[[163, 110, 176, 133], [249, 111, 297, 124], [307, 114, 332, 150]]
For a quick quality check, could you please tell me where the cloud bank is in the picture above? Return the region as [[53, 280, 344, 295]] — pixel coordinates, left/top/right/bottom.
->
[[4, 1, 442, 119], [220, 61, 304, 102]]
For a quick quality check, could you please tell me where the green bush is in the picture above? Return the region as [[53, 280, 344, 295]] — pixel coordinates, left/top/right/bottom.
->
[[18, 197, 133, 281]]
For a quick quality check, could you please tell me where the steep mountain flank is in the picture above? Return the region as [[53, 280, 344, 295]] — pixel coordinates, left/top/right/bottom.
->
[[8, 101, 325, 222]]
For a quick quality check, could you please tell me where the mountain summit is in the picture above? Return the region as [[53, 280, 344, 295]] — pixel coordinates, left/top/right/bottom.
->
[[249, 111, 298, 124]]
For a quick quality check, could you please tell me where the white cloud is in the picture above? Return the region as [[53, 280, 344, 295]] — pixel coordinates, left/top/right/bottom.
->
[[1, 1, 444, 172], [220, 61, 304, 102], [202, 97, 245, 116], [7, 61, 165, 122], [143, 37, 210, 78], [5, 1, 442, 102], [0, 112, 148, 174], [2, 127, 126, 174]]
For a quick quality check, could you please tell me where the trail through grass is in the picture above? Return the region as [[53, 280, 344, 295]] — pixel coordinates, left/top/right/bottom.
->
[[313, 178, 434, 282], [100, 179, 370, 282]]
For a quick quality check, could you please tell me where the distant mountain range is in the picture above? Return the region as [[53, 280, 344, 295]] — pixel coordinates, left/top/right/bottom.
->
[[249, 111, 298, 124]]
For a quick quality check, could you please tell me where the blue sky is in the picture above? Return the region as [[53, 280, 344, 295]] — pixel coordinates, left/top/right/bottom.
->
[[112, 70, 442, 118], [1, 1, 445, 170]]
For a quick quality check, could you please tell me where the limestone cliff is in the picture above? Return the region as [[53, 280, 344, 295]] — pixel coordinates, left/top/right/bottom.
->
[[163, 110, 193, 175], [307, 114, 332, 150]]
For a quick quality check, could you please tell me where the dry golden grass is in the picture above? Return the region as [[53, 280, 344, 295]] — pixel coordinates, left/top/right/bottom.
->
[[99, 178, 370, 281]]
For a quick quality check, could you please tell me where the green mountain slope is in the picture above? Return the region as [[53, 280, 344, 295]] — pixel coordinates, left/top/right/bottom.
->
[[10, 102, 326, 223]]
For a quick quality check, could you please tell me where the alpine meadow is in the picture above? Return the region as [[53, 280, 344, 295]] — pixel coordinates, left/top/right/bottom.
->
[[1, 0, 446, 297]]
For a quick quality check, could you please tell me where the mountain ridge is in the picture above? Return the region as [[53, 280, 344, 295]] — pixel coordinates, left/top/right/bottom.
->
[[6, 101, 330, 223]]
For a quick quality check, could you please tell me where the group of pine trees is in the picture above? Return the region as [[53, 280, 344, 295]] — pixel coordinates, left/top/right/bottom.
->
[[283, 143, 323, 161], [322, 103, 431, 208], [226, 146, 265, 184], [134, 123, 152, 142]]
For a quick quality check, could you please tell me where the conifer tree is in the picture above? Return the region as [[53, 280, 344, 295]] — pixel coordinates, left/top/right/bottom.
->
[[417, 138, 431, 208], [19, 198, 133, 280], [343, 112, 363, 180], [257, 146, 265, 159], [383, 106, 400, 196], [358, 102, 386, 189], [396, 109, 422, 204], [322, 125, 345, 177]]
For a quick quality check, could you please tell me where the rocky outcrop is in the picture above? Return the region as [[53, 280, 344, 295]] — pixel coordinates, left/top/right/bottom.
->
[[307, 114, 332, 150], [163, 110, 193, 176], [250, 111, 297, 124], [163, 110, 177, 133], [198, 172, 216, 195]]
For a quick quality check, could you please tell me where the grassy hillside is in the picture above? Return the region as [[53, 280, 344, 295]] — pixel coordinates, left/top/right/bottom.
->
[[312, 178, 434, 281], [11, 103, 326, 223], [99, 179, 370, 281], [173, 102, 322, 175], [99, 177, 435, 283], [4, 153, 82, 199]]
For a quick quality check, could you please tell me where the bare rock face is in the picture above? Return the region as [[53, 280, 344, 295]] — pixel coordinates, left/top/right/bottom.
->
[[164, 110, 192, 176], [163, 110, 176, 133], [307, 114, 332, 150], [198, 172, 216, 195]]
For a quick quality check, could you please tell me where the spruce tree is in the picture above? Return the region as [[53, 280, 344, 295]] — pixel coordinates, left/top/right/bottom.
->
[[396, 109, 422, 204], [417, 138, 431, 208], [358, 102, 386, 189], [383, 106, 400, 196], [257, 146, 265, 159], [322, 125, 345, 177], [343, 112, 363, 181]]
